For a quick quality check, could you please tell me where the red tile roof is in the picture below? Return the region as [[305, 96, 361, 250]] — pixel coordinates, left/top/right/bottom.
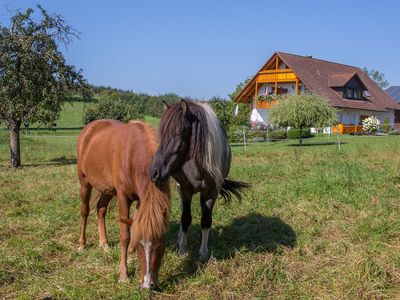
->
[[328, 73, 357, 87], [236, 52, 400, 112]]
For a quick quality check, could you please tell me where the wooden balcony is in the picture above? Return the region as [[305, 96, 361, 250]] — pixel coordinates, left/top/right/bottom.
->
[[254, 99, 277, 109], [256, 69, 297, 83]]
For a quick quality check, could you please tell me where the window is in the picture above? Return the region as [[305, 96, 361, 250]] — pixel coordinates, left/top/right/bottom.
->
[[344, 88, 362, 100]]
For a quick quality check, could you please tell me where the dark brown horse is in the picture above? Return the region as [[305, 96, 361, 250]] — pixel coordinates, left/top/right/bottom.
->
[[150, 100, 248, 259], [77, 119, 170, 289]]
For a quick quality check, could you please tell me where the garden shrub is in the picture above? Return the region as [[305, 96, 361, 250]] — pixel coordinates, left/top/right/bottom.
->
[[228, 125, 249, 143], [269, 130, 287, 140], [383, 116, 390, 133], [388, 130, 400, 135], [287, 128, 313, 139]]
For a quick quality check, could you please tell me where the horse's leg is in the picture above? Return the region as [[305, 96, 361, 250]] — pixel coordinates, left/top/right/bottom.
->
[[117, 190, 131, 282], [78, 183, 92, 251], [199, 191, 217, 260], [97, 193, 113, 251], [177, 187, 193, 256]]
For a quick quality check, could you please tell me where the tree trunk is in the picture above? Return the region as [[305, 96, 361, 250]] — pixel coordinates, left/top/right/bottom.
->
[[9, 120, 21, 168], [299, 127, 303, 144]]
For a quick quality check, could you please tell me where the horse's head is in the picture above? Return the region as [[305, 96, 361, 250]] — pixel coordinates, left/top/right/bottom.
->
[[122, 219, 167, 289], [121, 182, 170, 289], [135, 237, 165, 289], [150, 99, 194, 184]]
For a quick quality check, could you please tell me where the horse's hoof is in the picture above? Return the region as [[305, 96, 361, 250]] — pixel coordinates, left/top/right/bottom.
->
[[199, 254, 209, 262], [141, 282, 151, 289], [199, 250, 209, 261], [100, 243, 110, 252], [77, 245, 85, 252]]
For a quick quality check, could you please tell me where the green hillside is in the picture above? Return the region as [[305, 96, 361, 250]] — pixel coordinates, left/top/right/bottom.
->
[[56, 101, 88, 128], [29, 99, 159, 131]]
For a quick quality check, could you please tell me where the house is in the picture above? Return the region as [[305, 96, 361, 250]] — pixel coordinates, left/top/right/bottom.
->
[[386, 86, 400, 103], [234, 52, 400, 133]]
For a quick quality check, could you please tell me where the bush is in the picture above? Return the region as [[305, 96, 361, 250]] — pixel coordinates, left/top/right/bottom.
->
[[362, 116, 380, 134], [243, 129, 287, 142], [227, 125, 249, 143], [83, 97, 144, 124], [388, 130, 400, 135], [383, 116, 390, 133], [269, 130, 287, 140], [287, 128, 313, 139], [209, 98, 250, 132]]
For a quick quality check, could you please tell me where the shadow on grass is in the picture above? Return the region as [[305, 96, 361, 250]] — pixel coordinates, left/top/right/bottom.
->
[[22, 157, 77, 167], [160, 212, 296, 289], [27, 127, 84, 131], [287, 141, 348, 147]]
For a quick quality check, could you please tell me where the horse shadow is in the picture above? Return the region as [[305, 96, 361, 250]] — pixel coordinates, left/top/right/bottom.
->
[[161, 212, 296, 288]]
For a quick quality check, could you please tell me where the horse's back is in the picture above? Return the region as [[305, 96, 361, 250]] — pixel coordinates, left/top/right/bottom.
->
[[77, 119, 157, 195], [77, 119, 123, 158]]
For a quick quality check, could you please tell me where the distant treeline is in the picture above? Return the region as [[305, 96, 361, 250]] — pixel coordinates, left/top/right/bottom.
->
[[86, 85, 182, 120], [84, 85, 250, 133]]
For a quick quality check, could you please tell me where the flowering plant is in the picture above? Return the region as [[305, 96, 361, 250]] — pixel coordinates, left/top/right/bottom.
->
[[362, 116, 380, 134]]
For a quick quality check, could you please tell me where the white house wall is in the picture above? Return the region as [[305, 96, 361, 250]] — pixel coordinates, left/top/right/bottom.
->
[[250, 106, 395, 129], [338, 109, 394, 125]]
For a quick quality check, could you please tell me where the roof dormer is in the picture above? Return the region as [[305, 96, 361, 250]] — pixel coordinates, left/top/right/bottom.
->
[[329, 73, 367, 100]]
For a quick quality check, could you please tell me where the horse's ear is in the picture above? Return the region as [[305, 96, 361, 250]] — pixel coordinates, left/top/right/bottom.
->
[[162, 101, 170, 111], [181, 99, 188, 114], [120, 218, 133, 226]]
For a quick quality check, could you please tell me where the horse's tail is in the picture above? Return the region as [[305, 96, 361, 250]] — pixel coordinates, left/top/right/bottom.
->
[[220, 178, 250, 203], [131, 181, 171, 244]]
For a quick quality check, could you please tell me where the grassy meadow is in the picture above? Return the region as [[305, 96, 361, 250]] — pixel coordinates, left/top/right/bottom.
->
[[1, 106, 400, 299]]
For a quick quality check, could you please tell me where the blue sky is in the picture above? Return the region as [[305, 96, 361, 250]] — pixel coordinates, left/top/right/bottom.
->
[[1, 0, 399, 99]]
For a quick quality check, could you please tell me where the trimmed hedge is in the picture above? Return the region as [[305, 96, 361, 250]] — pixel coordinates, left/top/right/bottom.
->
[[287, 128, 314, 139], [269, 130, 287, 140]]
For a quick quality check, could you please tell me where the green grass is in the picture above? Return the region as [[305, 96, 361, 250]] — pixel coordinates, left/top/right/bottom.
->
[[1, 133, 400, 299], [144, 115, 160, 128], [56, 101, 89, 128]]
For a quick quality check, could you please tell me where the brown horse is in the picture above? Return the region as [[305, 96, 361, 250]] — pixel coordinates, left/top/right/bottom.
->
[[77, 119, 170, 289]]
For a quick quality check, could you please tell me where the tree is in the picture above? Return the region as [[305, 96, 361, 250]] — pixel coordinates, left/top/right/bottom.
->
[[363, 67, 389, 89], [0, 6, 90, 167], [208, 96, 250, 132], [228, 77, 252, 101], [269, 94, 338, 144], [208, 96, 234, 130], [83, 95, 144, 124]]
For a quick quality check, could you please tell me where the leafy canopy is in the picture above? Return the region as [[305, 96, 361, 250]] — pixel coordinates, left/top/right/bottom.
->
[[269, 93, 338, 129], [83, 92, 145, 124], [363, 67, 389, 89], [0, 5, 90, 127]]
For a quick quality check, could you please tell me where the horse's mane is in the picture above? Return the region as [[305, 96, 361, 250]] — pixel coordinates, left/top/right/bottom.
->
[[159, 101, 226, 190], [129, 121, 171, 243]]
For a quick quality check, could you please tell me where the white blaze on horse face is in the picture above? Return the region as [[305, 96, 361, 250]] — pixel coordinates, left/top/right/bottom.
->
[[199, 227, 210, 258], [140, 240, 152, 289]]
